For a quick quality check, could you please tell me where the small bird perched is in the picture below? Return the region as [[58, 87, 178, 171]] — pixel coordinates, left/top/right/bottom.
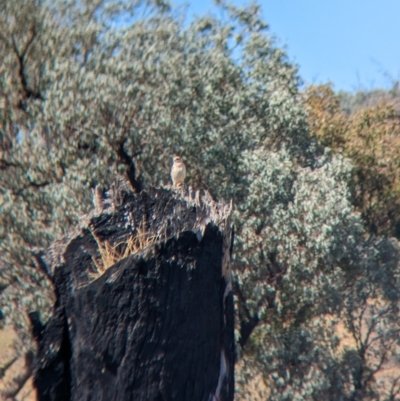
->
[[171, 155, 186, 188]]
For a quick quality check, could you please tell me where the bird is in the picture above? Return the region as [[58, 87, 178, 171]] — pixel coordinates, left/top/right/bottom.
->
[[171, 155, 186, 188]]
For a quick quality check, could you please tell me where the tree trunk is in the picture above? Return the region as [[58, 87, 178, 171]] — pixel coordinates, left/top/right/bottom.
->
[[31, 182, 235, 401]]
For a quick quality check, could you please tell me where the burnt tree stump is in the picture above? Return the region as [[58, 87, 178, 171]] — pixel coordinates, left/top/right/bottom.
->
[[31, 181, 235, 401]]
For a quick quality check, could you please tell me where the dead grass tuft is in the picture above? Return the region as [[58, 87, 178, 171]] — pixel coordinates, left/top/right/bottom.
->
[[89, 219, 157, 280]]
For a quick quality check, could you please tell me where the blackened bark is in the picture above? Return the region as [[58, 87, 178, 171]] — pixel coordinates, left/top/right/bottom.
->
[[115, 140, 142, 193], [32, 184, 234, 401]]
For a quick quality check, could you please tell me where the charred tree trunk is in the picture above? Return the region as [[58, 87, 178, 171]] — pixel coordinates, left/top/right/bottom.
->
[[31, 181, 235, 401]]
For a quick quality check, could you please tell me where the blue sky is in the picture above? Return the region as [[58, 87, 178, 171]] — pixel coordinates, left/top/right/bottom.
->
[[173, 0, 400, 92]]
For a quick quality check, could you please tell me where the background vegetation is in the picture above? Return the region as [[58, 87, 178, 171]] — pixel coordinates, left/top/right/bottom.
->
[[1, 0, 400, 399]]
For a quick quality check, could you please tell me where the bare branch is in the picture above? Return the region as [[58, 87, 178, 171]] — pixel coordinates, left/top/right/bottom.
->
[[11, 25, 42, 104], [0, 356, 19, 379], [233, 280, 260, 348], [1, 352, 33, 400], [115, 139, 142, 194]]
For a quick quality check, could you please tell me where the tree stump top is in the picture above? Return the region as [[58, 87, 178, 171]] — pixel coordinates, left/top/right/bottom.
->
[[32, 182, 235, 401]]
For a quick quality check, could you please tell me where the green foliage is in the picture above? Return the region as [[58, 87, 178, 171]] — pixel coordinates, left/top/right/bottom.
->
[[1, 1, 400, 399]]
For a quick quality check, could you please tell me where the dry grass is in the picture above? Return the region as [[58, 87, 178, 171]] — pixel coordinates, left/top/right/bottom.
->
[[89, 219, 158, 280], [0, 327, 36, 401]]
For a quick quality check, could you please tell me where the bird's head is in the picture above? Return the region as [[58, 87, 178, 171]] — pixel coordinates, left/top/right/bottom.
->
[[173, 155, 182, 163]]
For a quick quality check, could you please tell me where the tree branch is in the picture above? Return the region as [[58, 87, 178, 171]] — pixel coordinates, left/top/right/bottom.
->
[[1, 351, 33, 400], [0, 356, 19, 380], [11, 25, 42, 105], [233, 280, 260, 348], [115, 139, 142, 193]]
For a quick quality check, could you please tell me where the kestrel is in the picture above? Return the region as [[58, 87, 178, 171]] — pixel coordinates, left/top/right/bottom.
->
[[171, 155, 186, 188]]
